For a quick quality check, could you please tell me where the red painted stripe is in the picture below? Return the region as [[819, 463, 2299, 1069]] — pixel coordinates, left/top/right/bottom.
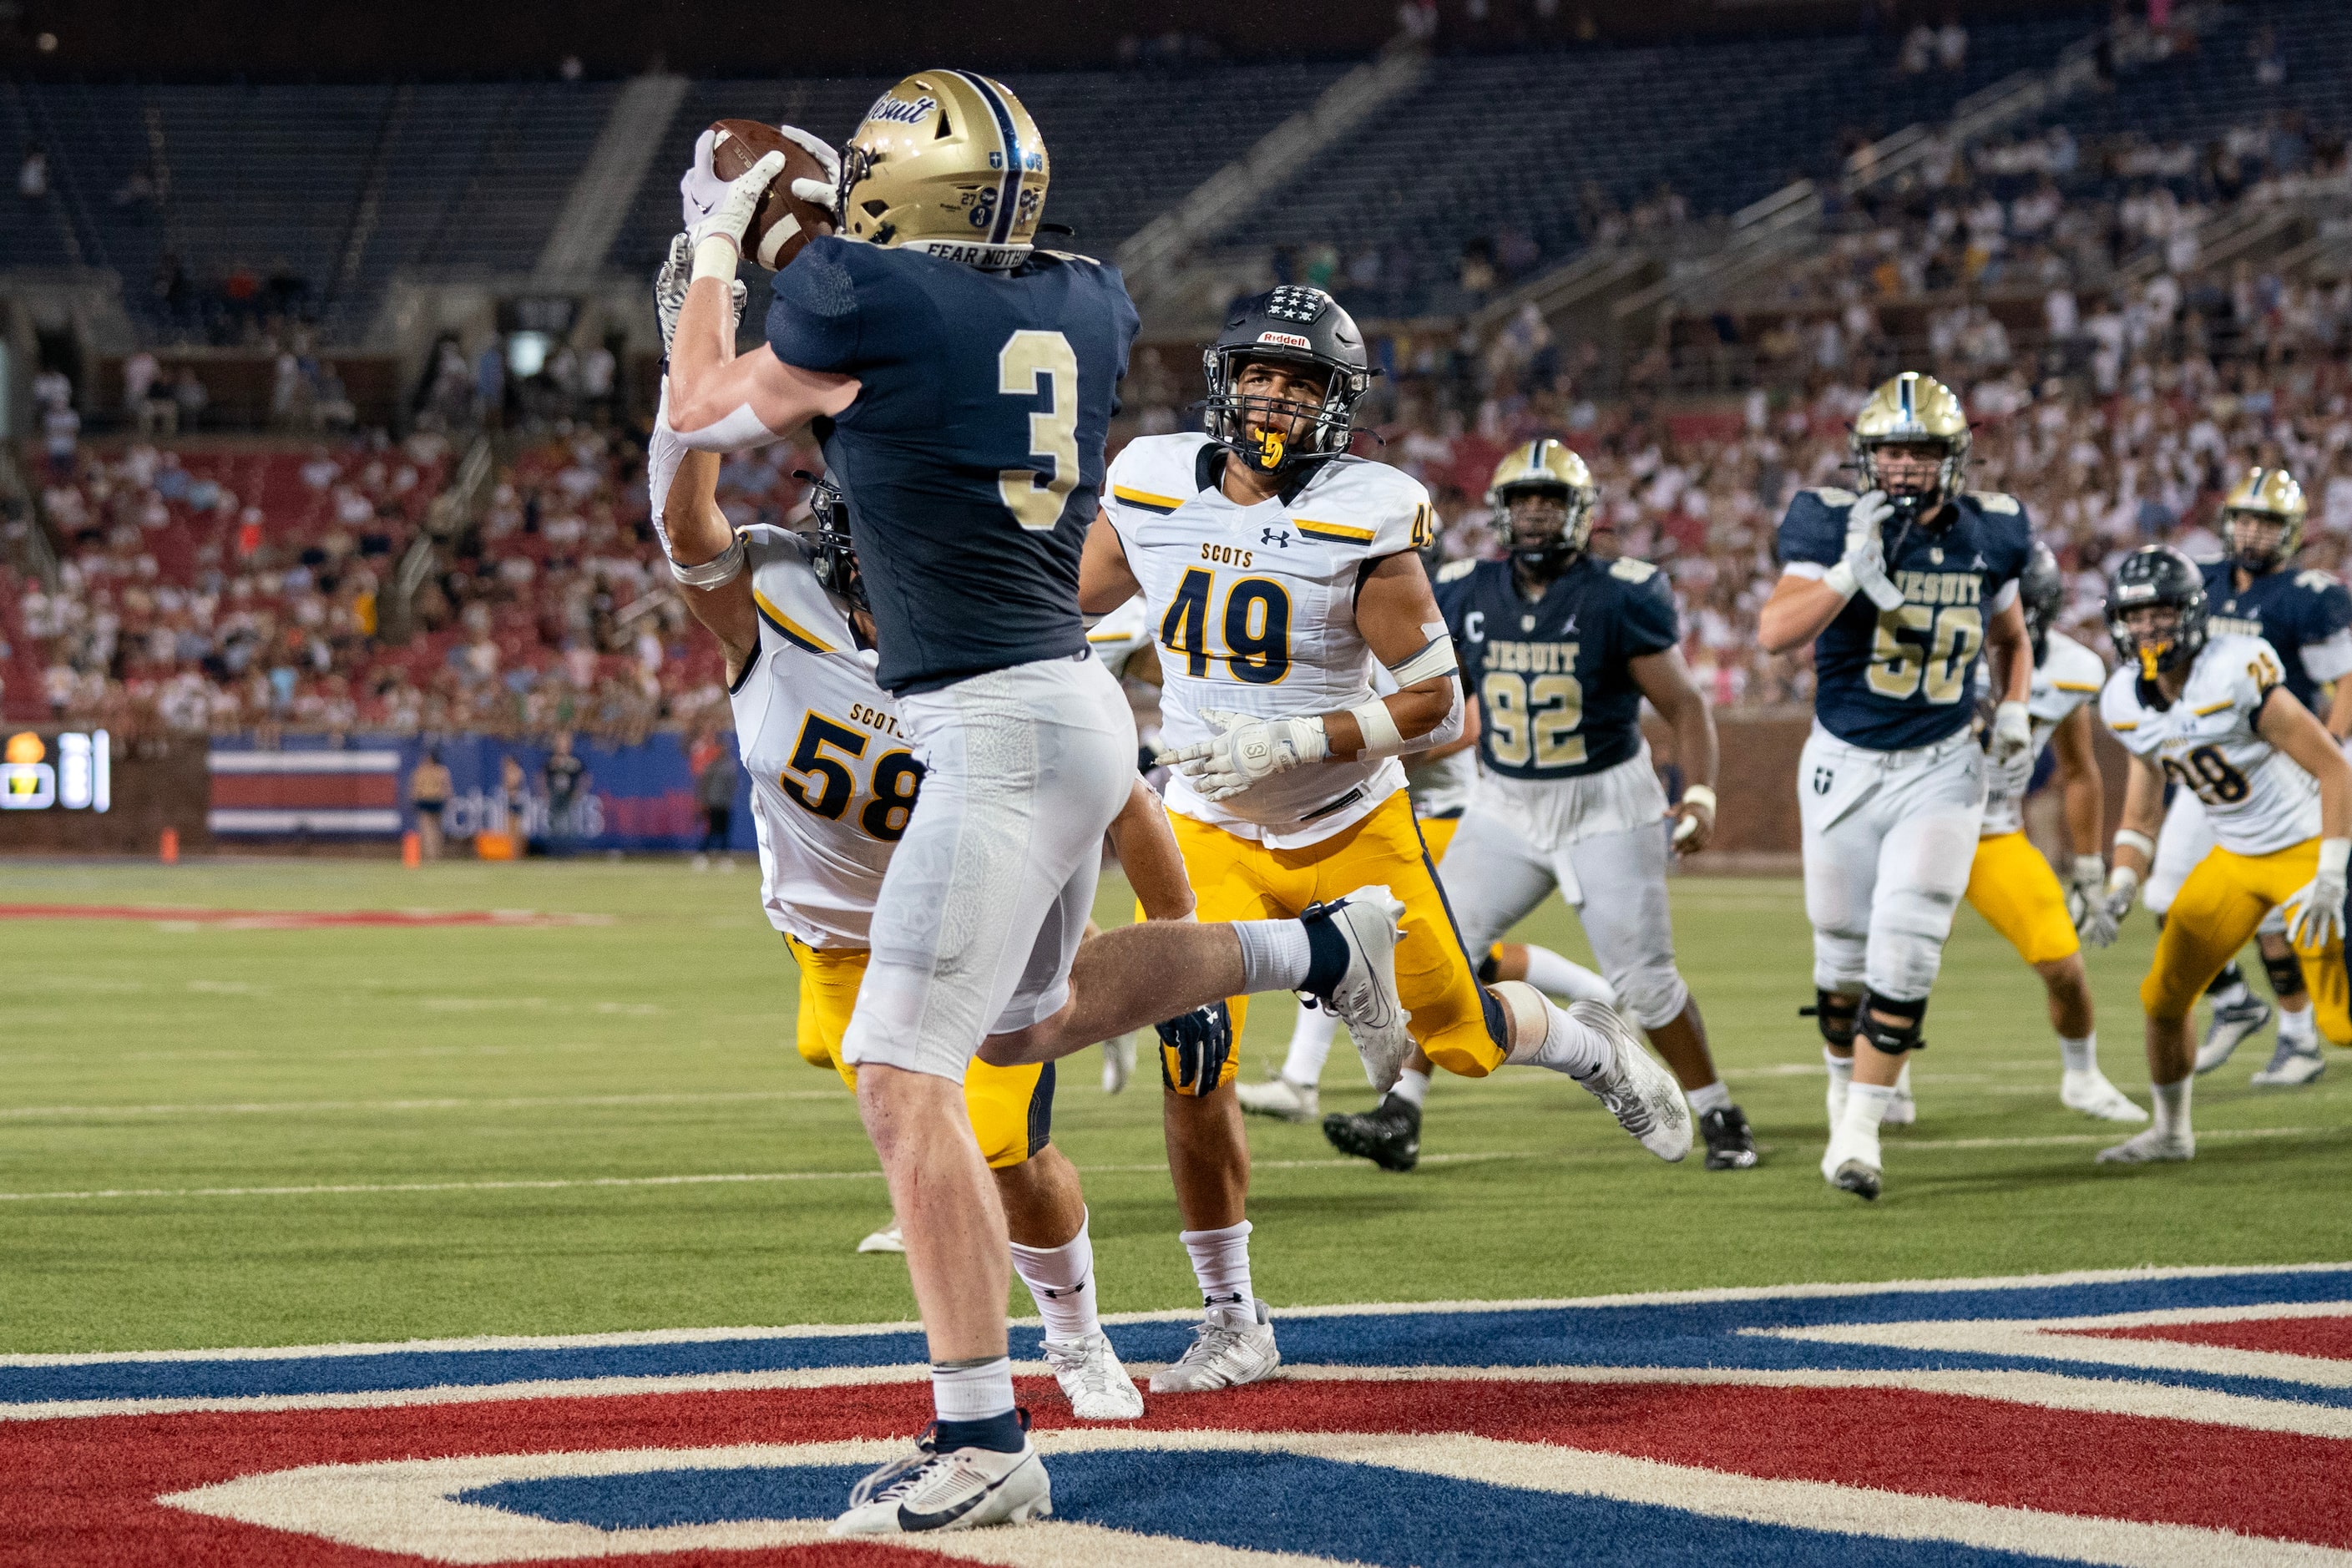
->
[[0, 905, 560, 928], [2074, 1315, 2352, 1361], [209, 776, 400, 808], [4, 1378, 2347, 1562]]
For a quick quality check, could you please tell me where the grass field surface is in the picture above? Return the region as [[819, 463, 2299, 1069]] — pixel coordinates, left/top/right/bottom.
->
[[3, 858, 2347, 1356]]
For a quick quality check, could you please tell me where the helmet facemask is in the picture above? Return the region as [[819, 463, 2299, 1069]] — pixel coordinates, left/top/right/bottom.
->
[[1857, 437, 1966, 527], [2117, 605, 2193, 680], [1203, 351, 1362, 477], [2223, 507, 2300, 574], [797, 473, 867, 615], [1495, 483, 1593, 574]]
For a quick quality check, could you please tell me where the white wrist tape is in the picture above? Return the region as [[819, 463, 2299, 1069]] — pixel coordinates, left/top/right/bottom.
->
[[691, 235, 741, 285], [1823, 560, 1860, 600], [1680, 784, 1717, 814], [2113, 829, 2157, 861], [1384, 636, 1459, 689], [1348, 698, 1404, 758], [2322, 838, 2350, 878], [670, 530, 747, 588]]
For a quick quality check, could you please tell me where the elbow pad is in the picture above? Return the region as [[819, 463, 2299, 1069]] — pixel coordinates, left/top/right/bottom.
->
[[1399, 676, 1467, 757]]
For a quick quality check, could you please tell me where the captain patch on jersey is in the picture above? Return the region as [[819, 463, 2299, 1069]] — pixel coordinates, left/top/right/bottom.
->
[[1778, 488, 2035, 751], [1434, 552, 1677, 780]]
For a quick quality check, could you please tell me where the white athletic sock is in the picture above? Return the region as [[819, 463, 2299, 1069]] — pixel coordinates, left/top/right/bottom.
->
[[1824, 1047, 1854, 1125], [1511, 994, 1612, 1078], [2152, 1076, 2192, 1141], [1232, 919, 1313, 994], [1392, 1065, 1432, 1109], [1842, 1080, 1895, 1139], [1009, 1211, 1100, 1348], [2060, 1033, 2096, 1074], [1180, 1220, 1254, 1318], [1687, 1079, 1732, 1117], [1894, 1060, 1913, 1098], [1281, 1003, 1342, 1086], [1517, 944, 1618, 1007], [931, 1356, 1016, 1424], [2279, 1003, 2318, 1046]]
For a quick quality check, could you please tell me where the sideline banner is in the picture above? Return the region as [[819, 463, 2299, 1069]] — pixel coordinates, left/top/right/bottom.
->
[[205, 734, 756, 852]]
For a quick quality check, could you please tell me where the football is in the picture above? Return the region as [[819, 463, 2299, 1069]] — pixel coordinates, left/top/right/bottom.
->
[[707, 118, 833, 271]]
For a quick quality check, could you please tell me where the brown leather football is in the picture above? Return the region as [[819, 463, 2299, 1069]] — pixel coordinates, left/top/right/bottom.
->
[[707, 119, 832, 271]]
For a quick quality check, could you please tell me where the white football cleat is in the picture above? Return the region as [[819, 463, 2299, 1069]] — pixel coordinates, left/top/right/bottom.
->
[[2250, 1037, 2326, 1086], [1235, 1072, 1319, 1121], [831, 1425, 1052, 1535], [1567, 1001, 1691, 1161], [2096, 1126, 2195, 1165], [857, 1222, 906, 1255], [2195, 994, 2272, 1074], [1820, 1120, 1883, 1201], [1148, 1298, 1281, 1393], [1879, 1064, 1916, 1127], [1041, 1332, 1145, 1421], [2061, 1070, 2148, 1122], [1100, 1034, 1136, 1095], [1306, 887, 1412, 1093]]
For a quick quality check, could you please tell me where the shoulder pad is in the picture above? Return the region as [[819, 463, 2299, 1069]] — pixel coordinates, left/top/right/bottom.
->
[[1609, 557, 1660, 584], [1806, 486, 1858, 507], [1969, 491, 2021, 515], [1435, 558, 1479, 584]]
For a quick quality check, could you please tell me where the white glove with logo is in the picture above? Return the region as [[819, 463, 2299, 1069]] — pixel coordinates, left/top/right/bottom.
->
[[2284, 837, 2350, 949], [1827, 490, 1906, 611], [2068, 854, 2119, 948], [1158, 710, 1328, 802], [680, 131, 786, 255], [654, 233, 746, 356]]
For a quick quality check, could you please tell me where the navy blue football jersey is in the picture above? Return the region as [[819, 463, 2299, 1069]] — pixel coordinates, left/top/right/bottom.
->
[[766, 237, 1141, 694], [1434, 553, 1679, 780], [2200, 559, 2352, 714], [1777, 488, 2035, 750]]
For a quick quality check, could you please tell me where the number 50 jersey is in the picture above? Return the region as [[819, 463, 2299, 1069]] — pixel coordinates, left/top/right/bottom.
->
[[2099, 632, 2320, 857], [728, 525, 922, 950], [1777, 487, 2034, 751]]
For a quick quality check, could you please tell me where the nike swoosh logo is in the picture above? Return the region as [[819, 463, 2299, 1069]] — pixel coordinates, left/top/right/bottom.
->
[[896, 1469, 1009, 1531]]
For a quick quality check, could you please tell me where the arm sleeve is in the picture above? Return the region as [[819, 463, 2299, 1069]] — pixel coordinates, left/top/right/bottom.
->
[[1618, 572, 1680, 657], [1775, 491, 1844, 569], [763, 239, 863, 372]]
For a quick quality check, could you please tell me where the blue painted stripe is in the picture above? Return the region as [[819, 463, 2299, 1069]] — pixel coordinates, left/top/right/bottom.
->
[[11, 1270, 2350, 1407], [953, 71, 1021, 246], [463, 1454, 2088, 1567]]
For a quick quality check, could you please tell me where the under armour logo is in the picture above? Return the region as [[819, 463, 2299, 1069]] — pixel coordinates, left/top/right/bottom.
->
[[1260, 529, 1290, 547], [1812, 766, 1834, 796]]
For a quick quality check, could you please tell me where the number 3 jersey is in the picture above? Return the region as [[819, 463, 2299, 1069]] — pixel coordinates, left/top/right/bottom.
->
[[1432, 553, 1678, 781], [728, 525, 921, 950], [1102, 432, 1433, 848], [2099, 632, 2319, 857], [1776, 487, 2034, 751]]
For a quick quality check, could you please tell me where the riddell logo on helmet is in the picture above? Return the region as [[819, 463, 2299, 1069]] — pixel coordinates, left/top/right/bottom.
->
[[1257, 331, 1312, 350]]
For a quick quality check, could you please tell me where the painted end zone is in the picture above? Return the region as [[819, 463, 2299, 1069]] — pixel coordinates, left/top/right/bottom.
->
[[8, 1266, 2352, 1567]]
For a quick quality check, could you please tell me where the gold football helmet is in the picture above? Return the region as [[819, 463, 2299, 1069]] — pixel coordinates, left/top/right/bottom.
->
[[1851, 372, 1970, 520], [2220, 465, 2308, 572], [1486, 438, 1599, 569], [836, 70, 1048, 270]]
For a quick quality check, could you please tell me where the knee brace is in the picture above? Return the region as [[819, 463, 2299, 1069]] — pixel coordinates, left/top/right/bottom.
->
[[2203, 959, 2241, 996], [1800, 989, 1859, 1048], [1858, 990, 1930, 1054], [1476, 949, 1502, 985], [2263, 950, 2306, 1000]]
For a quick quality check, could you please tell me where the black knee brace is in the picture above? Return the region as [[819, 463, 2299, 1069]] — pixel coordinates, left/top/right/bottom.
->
[[2263, 949, 2307, 1000], [2204, 959, 2243, 997], [1858, 991, 1930, 1055], [1477, 949, 1503, 985], [1799, 989, 1859, 1048]]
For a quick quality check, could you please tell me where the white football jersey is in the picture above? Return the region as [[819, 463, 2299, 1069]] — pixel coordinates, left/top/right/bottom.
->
[[2099, 632, 2319, 857], [1103, 432, 1432, 848], [1979, 628, 2107, 838], [1085, 593, 1155, 680], [728, 526, 912, 949]]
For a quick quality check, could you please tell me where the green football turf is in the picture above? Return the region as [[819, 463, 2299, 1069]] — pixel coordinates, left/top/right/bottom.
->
[[2, 857, 2346, 1354]]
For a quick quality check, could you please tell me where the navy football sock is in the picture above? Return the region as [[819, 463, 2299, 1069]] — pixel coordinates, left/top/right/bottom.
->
[[932, 1409, 1026, 1454]]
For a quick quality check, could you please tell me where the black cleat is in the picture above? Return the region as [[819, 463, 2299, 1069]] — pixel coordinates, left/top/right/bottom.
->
[[1323, 1094, 1421, 1171], [1699, 1105, 1758, 1171]]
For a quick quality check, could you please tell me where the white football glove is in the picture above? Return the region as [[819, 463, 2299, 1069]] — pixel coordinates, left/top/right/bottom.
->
[[2283, 838, 2350, 950], [1835, 490, 1906, 611], [1156, 710, 1328, 802], [2099, 864, 2142, 934], [654, 233, 746, 356], [2068, 854, 2119, 948], [680, 130, 786, 254], [775, 124, 842, 216]]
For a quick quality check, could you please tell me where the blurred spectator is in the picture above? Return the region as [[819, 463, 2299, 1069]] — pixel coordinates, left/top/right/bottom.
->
[[124, 350, 160, 427], [18, 144, 47, 200], [1935, 18, 1968, 73], [172, 367, 209, 432], [542, 731, 587, 852], [693, 740, 736, 872], [408, 748, 453, 860]]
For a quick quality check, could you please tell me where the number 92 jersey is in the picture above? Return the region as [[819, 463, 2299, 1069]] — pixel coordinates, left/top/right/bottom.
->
[[728, 525, 923, 949], [1777, 488, 2034, 751], [1432, 553, 1678, 780], [766, 236, 1141, 697], [1103, 432, 1434, 847], [2099, 633, 2320, 857]]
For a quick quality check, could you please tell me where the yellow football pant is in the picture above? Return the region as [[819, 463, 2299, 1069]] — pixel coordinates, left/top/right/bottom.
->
[[1160, 791, 1507, 1081], [1965, 832, 2081, 967], [2139, 840, 2351, 1043], [783, 936, 1053, 1168]]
